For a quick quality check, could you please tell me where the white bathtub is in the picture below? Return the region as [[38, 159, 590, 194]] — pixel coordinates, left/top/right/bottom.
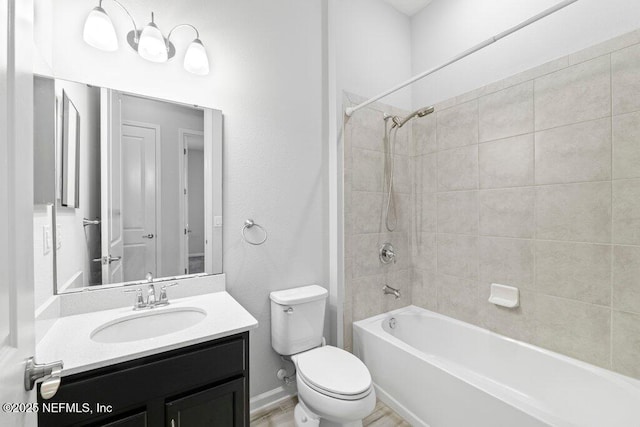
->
[[353, 305, 640, 427]]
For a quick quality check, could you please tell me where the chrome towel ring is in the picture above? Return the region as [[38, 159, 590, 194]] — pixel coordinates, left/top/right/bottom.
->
[[241, 219, 268, 246]]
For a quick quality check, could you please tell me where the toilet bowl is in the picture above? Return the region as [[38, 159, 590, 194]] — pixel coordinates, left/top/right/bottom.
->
[[292, 345, 376, 427], [269, 285, 376, 427]]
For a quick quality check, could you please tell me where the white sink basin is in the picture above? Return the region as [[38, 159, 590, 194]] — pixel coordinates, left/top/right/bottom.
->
[[90, 307, 207, 343]]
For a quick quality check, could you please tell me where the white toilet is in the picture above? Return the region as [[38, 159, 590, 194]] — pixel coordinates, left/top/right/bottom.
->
[[270, 285, 376, 427]]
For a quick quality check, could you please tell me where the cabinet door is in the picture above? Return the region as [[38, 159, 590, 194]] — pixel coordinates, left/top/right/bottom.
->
[[166, 378, 245, 427], [99, 411, 148, 427]]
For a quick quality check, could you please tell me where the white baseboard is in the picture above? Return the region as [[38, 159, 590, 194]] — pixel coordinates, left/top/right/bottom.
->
[[250, 385, 297, 416]]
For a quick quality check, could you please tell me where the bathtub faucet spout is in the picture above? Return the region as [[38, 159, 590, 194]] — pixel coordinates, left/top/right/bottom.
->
[[383, 284, 401, 299]]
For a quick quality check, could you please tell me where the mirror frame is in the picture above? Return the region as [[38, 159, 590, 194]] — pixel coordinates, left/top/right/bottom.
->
[[38, 78, 223, 295]]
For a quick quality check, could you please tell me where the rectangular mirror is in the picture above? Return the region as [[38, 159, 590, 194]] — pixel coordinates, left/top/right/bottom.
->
[[33, 76, 222, 298]]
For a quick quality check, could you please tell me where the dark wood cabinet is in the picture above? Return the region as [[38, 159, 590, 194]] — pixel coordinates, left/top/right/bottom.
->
[[165, 378, 245, 427], [38, 332, 249, 427]]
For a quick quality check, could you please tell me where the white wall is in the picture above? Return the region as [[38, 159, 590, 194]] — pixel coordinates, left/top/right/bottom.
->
[[335, 0, 413, 111], [38, 0, 326, 397], [411, 0, 640, 106]]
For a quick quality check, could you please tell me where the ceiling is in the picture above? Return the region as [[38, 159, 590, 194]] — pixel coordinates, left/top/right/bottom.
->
[[382, 0, 434, 17]]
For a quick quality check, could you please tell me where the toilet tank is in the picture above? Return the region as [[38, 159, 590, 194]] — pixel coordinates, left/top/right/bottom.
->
[[270, 285, 328, 356]]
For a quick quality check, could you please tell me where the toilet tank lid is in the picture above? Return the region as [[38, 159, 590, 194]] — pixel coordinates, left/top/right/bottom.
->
[[270, 285, 328, 305]]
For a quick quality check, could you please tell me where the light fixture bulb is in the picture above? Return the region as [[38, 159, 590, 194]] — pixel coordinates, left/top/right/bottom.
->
[[83, 6, 118, 51], [183, 39, 209, 75], [138, 21, 168, 63]]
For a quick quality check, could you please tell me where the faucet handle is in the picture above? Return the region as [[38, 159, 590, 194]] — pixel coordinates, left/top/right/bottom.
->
[[125, 288, 146, 310], [159, 282, 178, 304]]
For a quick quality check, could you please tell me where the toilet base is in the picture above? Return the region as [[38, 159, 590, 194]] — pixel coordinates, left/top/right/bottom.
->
[[294, 401, 363, 427]]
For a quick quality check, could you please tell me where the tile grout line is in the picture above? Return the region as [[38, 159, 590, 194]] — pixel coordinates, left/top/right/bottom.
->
[[532, 73, 538, 343], [476, 98, 482, 322], [609, 52, 615, 370]]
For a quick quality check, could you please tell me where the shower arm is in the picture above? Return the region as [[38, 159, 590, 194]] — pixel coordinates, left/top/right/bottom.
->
[[345, 0, 580, 117]]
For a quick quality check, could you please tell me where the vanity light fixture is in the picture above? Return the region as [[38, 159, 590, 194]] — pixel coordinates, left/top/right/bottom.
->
[[82, 0, 210, 75]]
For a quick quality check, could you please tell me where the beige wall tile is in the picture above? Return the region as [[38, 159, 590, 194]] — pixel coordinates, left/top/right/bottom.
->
[[612, 311, 640, 379], [351, 191, 383, 234], [613, 111, 640, 180], [483, 57, 570, 96], [535, 241, 611, 305], [478, 237, 534, 289], [535, 118, 612, 185], [536, 182, 611, 243], [352, 148, 384, 192], [534, 295, 611, 368], [437, 274, 479, 324], [392, 193, 412, 233], [535, 55, 610, 130], [352, 274, 385, 322], [479, 81, 534, 142], [437, 145, 479, 191], [479, 288, 537, 342], [479, 134, 534, 189], [437, 234, 478, 280], [349, 104, 385, 134], [352, 232, 409, 278], [479, 188, 535, 238], [416, 154, 437, 193], [412, 268, 437, 311], [392, 155, 413, 194], [414, 115, 437, 155], [569, 28, 640, 65], [392, 125, 412, 157], [436, 100, 479, 150], [613, 179, 640, 245], [612, 43, 640, 115], [416, 192, 436, 233], [412, 232, 436, 272], [437, 191, 478, 235], [352, 125, 384, 152], [613, 245, 640, 314]]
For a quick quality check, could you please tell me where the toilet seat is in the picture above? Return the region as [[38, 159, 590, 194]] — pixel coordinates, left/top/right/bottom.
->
[[294, 346, 373, 401]]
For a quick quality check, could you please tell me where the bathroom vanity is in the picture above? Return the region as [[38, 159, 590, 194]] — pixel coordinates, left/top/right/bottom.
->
[[35, 291, 257, 427], [38, 333, 248, 426]]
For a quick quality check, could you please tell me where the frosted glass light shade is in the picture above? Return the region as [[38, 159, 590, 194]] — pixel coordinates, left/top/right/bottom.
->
[[138, 22, 168, 63], [184, 39, 209, 75], [83, 7, 118, 51]]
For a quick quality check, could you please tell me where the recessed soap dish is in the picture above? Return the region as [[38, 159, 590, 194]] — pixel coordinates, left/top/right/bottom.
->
[[488, 283, 519, 308]]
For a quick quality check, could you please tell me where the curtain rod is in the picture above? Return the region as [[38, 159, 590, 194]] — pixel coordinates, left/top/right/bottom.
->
[[345, 0, 580, 117]]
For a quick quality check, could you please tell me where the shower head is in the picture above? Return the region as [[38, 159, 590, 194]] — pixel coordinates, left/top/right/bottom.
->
[[391, 106, 435, 128]]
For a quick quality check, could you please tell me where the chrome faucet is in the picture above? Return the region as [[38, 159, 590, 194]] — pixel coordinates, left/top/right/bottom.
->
[[125, 282, 178, 310], [147, 284, 157, 305], [383, 284, 401, 299]]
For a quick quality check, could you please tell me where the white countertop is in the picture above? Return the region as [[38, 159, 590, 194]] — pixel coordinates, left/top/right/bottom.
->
[[37, 291, 258, 376]]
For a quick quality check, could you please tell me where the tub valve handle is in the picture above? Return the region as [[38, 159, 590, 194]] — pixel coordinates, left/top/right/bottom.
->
[[379, 243, 397, 264]]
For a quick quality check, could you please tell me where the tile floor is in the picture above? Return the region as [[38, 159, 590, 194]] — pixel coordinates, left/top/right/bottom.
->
[[250, 397, 411, 426]]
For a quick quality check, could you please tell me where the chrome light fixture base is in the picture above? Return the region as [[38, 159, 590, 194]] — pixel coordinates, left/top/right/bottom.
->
[[126, 30, 176, 60]]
